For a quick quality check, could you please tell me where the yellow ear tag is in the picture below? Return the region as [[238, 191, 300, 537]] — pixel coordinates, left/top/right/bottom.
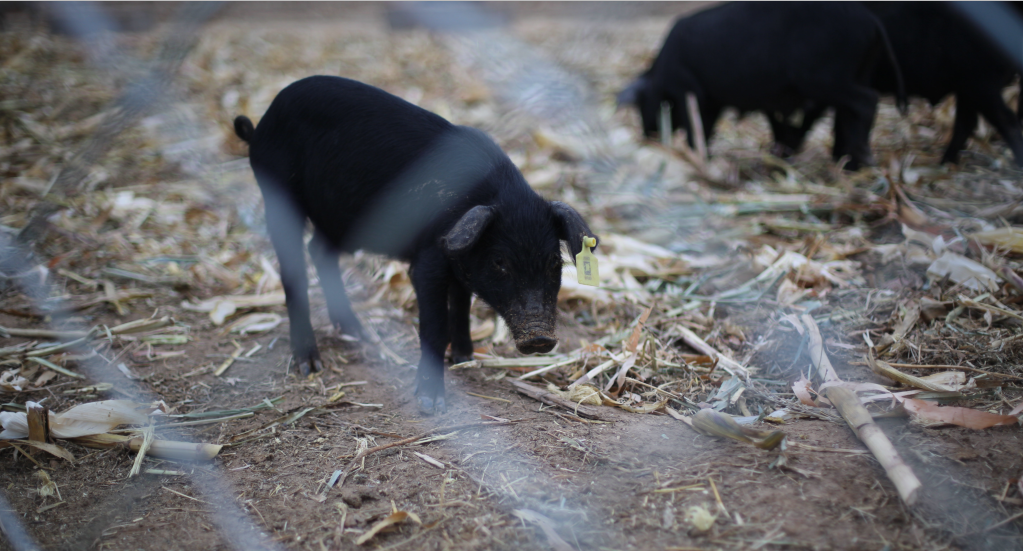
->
[[575, 236, 599, 287]]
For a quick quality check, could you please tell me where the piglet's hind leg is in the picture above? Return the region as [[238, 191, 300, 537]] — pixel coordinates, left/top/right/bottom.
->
[[260, 181, 322, 375], [309, 229, 365, 339]]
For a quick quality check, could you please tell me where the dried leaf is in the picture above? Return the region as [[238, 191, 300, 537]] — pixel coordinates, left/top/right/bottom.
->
[[972, 227, 1023, 253], [615, 398, 668, 414], [71, 433, 222, 461], [0, 370, 30, 392], [36, 470, 57, 497], [926, 252, 1000, 292], [776, 278, 810, 306], [181, 293, 286, 325], [792, 375, 815, 407], [902, 398, 1018, 429], [547, 383, 602, 406], [1009, 400, 1023, 417], [690, 409, 785, 450], [867, 352, 958, 392], [356, 511, 421, 545], [16, 439, 75, 462], [469, 318, 495, 341], [225, 313, 282, 334], [0, 400, 151, 439]]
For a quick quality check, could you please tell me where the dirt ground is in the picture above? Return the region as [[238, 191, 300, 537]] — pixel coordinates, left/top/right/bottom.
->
[[3, 3, 1023, 551]]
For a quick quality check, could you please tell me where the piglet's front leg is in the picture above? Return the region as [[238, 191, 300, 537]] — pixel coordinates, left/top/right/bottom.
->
[[410, 250, 452, 415], [448, 282, 474, 365]]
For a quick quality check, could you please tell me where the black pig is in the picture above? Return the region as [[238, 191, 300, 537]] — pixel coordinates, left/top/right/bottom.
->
[[776, 2, 1023, 167], [234, 76, 598, 414], [618, 2, 904, 170]]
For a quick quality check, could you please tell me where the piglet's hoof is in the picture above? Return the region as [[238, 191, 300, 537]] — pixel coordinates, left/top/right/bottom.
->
[[416, 393, 447, 416], [294, 352, 324, 376], [414, 379, 447, 415]]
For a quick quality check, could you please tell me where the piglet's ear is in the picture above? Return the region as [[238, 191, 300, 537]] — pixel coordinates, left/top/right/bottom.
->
[[442, 205, 495, 255], [551, 201, 598, 258]]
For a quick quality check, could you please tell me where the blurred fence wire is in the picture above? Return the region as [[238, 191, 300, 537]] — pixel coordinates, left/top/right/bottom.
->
[[6, 2, 1023, 549], [14, 2, 222, 252], [0, 4, 286, 550], [0, 492, 42, 551], [953, 1, 1023, 68], [395, 3, 624, 173], [4, 3, 673, 548]]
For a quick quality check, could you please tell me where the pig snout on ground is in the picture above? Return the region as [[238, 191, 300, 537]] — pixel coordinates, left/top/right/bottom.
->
[[234, 75, 597, 415], [619, 2, 902, 171], [517, 334, 557, 354], [501, 292, 558, 354]]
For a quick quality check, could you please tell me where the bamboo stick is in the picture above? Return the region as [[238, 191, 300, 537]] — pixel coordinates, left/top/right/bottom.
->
[[675, 325, 749, 378], [0, 327, 88, 339], [70, 433, 222, 461], [685, 93, 707, 163], [27, 404, 48, 455], [509, 380, 603, 419], [801, 314, 921, 506]]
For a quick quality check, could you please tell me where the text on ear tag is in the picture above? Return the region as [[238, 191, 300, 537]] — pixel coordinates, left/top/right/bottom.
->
[[575, 236, 599, 287]]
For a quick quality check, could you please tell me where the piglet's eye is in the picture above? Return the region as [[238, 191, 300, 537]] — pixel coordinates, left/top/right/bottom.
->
[[493, 258, 508, 272]]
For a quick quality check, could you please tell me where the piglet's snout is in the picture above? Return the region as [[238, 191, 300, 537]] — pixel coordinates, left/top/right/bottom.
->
[[506, 291, 557, 354], [517, 335, 557, 354]]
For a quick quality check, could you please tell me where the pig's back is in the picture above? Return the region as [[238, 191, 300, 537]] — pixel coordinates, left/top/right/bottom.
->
[[247, 75, 512, 257], [250, 76, 452, 191]]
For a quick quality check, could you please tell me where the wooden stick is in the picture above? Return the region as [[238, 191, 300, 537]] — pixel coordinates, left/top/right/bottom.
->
[[465, 392, 512, 404], [517, 356, 580, 380], [674, 326, 748, 378], [802, 314, 921, 506], [509, 380, 603, 420], [866, 353, 954, 392], [0, 327, 88, 339], [659, 101, 673, 149], [569, 358, 616, 389], [685, 93, 707, 163], [852, 361, 1023, 380], [27, 404, 49, 455], [875, 302, 920, 355], [214, 341, 243, 377]]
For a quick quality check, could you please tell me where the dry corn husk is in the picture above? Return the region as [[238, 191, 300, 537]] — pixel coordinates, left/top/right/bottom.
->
[[181, 292, 286, 325], [971, 226, 1023, 253], [0, 370, 30, 392], [0, 400, 152, 439], [72, 433, 222, 460], [866, 351, 960, 392], [690, 409, 785, 450], [547, 382, 602, 406], [356, 510, 422, 546], [926, 252, 1001, 292], [902, 399, 1018, 429], [224, 312, 283, 334]]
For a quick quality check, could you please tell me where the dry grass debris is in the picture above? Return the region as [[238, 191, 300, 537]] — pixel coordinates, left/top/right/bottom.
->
[[2, 6, 1023, 550]]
